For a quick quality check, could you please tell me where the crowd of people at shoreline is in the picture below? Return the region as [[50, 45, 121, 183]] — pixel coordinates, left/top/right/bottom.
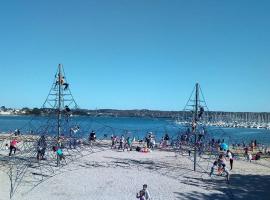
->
[[3, 127, 270, 184], [109, 132, 174, 153], [3, 128, 270, 159]]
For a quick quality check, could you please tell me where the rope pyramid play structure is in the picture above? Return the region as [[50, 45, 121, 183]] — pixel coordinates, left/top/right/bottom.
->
[[173, 83, 232, 180], [0, 64, 110, 199]]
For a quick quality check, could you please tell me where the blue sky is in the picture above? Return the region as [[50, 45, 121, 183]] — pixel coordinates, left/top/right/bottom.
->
[[0, 0, 269, 112]]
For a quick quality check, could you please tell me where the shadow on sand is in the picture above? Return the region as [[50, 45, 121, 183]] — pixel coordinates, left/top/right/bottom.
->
[[175, 174, 270, 200]]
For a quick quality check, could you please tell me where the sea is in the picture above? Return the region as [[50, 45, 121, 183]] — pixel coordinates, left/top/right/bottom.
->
[[0, 115, 270, 145]]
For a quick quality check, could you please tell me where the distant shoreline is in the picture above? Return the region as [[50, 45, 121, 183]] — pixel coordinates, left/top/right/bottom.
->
[[1, 108, 270, 130]]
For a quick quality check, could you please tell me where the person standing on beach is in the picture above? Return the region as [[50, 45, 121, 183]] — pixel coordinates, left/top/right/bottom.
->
[[226, 150, 233, 170], [118, 135, 124, 150], [248, 153, 252, 162], [164, 133, 170, 147], [37, 135, 47, 160], [145, 136, 150, 148], [125, 136, 132, 151], [150, 136, 155, 149], [89, 130, 96, 146], [244, 146, 249, 160], [251, 140, 255, 152], [14, 129, 20, 136], [111, 135, 116, 149], [142, 184, 151, 200]]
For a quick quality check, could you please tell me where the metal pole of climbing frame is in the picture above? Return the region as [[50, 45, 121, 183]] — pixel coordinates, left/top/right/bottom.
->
[[57, 64, 61, 167], [194, 83, 199, 171]]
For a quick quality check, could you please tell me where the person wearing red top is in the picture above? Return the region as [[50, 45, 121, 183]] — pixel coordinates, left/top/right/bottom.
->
[[9, 138, 19, 156]]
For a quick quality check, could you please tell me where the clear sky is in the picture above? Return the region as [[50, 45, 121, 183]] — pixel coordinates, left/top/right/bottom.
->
[[0, 0, 269, 112]]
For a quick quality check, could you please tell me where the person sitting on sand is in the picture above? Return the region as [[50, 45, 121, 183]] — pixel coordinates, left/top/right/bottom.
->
[[159, 137, 165, 148], [254, 152, 261, 160], [141, 146, 151, 153], [136, 146, 141, 152], [9, 138, 19, 156]]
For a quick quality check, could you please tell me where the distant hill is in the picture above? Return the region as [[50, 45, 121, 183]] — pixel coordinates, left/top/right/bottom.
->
[[2, 106, 269, 123]]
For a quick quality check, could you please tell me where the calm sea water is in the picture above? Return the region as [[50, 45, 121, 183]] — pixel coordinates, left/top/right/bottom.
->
[[0, 115, 270, 145]]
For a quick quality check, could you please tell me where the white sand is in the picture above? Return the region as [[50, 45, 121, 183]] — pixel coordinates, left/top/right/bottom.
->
[[0, 145, 270, 200]]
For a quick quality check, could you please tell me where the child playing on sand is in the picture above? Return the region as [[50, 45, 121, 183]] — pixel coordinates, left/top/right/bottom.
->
[[210, 154, 230, 183], [9, 138, 19, 156], [52, 146, 65, 161]]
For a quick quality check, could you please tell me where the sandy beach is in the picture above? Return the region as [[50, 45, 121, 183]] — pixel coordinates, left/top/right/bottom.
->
[[0, 140, 270, 200]]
